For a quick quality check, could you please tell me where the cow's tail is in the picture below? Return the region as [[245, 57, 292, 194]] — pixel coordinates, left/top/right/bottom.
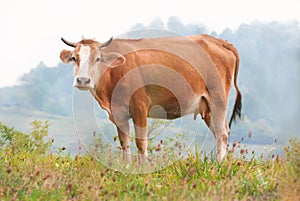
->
[[225, 44, 242, 128]]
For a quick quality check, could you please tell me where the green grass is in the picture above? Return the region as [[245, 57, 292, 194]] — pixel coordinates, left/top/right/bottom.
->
[[0, 121, 299, 200]]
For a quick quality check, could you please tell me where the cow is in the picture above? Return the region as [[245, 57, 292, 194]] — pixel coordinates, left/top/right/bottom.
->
[[60, 34, 242, 162]]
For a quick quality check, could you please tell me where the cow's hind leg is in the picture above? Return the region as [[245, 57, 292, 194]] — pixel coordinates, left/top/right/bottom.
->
[[216, 125, 229, 162], [208, 126, 228, 161], [203, 108, 229, 162], [211, 123, 229, 162]]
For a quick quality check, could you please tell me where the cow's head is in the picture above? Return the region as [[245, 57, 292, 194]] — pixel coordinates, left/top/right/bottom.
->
[[60, 37, 125, 90]]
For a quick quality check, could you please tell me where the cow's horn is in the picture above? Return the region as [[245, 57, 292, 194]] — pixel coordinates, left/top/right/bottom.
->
[[99, 37, 113, 49], [61, 37, 77, 48]]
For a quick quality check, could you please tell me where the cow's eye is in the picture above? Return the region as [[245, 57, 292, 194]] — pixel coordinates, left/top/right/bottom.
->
[[95, 57, 101, 62], [71, 57, 76, 62]]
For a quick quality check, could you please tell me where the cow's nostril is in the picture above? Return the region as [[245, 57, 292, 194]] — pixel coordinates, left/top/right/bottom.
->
[[76, 77, 82, 84], [84, 78, 91, 84]]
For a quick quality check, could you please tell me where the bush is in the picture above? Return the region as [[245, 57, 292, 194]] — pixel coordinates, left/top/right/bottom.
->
[[0, 120, 52, 155]]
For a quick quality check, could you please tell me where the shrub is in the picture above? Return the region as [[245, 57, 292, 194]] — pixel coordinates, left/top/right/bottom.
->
[[0, 120, 52, 155]]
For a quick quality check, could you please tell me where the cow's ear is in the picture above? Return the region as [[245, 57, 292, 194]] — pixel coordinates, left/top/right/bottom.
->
[[60, 50, 73, 64], [101, 52, 125, 68]]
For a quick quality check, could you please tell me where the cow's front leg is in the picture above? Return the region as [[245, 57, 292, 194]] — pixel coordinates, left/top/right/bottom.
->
[[134, 124, 148, 156], [116, 121, 131, 162], [132, 112, 148, 161]]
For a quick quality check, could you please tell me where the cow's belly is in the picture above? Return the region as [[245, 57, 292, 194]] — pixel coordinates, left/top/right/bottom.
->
[[146, 85, 201, 119]]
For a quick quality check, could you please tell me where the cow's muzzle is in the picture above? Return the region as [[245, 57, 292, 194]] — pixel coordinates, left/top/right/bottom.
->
[[74, 76, 93, 90], [77, 77, 90, 85]]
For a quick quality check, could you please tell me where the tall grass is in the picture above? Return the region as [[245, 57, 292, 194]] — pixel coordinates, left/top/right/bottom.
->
[[0, 121, 299, 200]]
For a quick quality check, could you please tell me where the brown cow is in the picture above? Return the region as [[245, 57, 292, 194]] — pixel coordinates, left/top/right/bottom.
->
[[60, 34, 242, 162]]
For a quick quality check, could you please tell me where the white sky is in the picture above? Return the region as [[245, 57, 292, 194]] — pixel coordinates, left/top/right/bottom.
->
[[0, 0, 299, 87]]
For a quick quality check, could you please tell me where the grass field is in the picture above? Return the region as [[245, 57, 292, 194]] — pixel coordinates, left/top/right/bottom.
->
[[0, 121, 299, 200]]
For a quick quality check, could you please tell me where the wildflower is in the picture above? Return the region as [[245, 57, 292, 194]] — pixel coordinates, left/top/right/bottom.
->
[[156, 143, 162, 152], [35, 170, 40, 176], [284, 146, 289, 153], [43, 174, 50, 181], [189, 167, 196, 175], [210, 181, 216, 186], [66, 183, 72, 191], [6, 168, 12, 174]]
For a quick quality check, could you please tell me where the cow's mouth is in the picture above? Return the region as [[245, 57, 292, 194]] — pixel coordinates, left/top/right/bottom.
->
[[75, 85, 91, 91]]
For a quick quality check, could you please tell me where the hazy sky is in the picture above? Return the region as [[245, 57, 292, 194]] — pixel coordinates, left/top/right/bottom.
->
[[0, 0, 299, 87]]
